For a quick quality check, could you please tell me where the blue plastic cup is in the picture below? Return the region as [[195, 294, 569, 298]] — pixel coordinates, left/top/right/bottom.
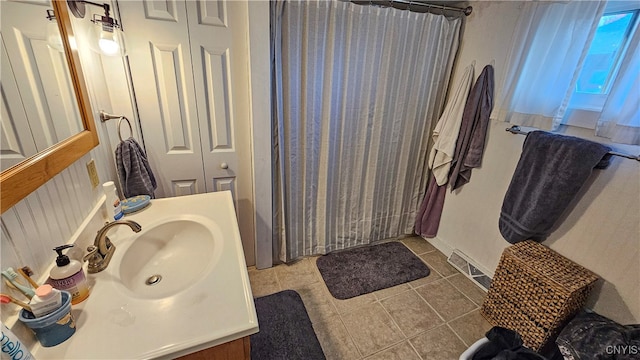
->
[[19, 291, 76, 347]]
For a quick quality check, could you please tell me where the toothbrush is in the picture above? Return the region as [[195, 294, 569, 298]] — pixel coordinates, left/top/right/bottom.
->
[[2, 277, 33, 300], [4, 280, 27, 297], [1, 268, 34, 299], [5, 267, 35, 290], [16, 267, 39, 289], [0, 294, 32, 313]]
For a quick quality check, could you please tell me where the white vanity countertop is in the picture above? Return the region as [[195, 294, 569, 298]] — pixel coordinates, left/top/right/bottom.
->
[[30, 191, 258, 359]]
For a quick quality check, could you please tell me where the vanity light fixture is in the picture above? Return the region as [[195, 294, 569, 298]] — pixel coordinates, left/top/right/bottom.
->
[[45, 10, 64, 52], [66, 0, 126, 57]]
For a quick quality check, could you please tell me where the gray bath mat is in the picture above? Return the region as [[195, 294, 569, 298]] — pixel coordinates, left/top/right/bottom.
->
[[251, 290, 325, 360], [316, 242, 431, 299]]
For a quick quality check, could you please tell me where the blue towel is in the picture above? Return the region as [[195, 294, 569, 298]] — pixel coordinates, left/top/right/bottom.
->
[[116, 138, 157, 198], [499, 131, 611, 243]]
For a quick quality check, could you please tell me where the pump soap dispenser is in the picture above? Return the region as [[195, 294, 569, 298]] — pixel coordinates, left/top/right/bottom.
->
[[48, 245, 89, 305]]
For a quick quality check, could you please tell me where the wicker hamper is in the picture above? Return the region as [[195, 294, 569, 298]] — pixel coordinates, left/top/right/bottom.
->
[[480, 240, 599, 351]]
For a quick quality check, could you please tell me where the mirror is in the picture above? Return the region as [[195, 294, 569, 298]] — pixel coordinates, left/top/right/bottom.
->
[[1, 0, 86, 171], [0, 0, 99, 213]]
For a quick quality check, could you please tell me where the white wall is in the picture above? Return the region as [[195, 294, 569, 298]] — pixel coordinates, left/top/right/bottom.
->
[[0, 4, 125, 324], [432, 1, 640, 324]]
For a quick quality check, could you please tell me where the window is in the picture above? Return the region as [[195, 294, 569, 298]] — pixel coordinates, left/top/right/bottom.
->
[[570, 5, 639, 111]]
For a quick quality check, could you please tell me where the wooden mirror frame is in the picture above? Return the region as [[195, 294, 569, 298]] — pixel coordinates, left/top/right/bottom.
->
[[0, 0, 99, 213]]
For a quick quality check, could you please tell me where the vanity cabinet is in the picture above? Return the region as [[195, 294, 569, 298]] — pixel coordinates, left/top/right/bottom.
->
[[177, 336, 250, 360]]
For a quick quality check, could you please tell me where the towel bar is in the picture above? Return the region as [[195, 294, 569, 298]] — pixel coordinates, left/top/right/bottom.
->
[[506, 126, 640, 161]]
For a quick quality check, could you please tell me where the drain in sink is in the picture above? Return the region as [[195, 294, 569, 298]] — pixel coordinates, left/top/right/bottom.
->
[[145, 275, 162, 285]]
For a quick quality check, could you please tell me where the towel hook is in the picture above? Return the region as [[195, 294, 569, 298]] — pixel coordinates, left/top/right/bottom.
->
[[117, 117, 133, 142]]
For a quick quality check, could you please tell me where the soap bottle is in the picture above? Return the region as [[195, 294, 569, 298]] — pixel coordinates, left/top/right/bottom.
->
[[48, 244, 89, 305], [29, 284, 62, 318], [103, 181, 123, 221]]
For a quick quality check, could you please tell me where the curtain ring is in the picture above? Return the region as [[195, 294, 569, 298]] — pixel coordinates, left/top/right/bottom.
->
[[117, 116, 133, 142]]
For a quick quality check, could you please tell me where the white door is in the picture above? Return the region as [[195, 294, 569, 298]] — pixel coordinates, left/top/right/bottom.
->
[[185, 0, 254, 264], [119, 0, 255, 265], [119, 0, 206, 197]]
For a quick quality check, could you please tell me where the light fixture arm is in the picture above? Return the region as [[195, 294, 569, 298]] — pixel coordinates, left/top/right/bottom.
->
[[80, 0, 115, 27], [80, 0, 110, 13], [67, 0, 126, 57], [67, 0, 111, 20], [67, 0, 120, 31]]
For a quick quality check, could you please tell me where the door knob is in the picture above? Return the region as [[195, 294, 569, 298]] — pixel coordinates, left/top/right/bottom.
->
[[220, 162, 228, 169]]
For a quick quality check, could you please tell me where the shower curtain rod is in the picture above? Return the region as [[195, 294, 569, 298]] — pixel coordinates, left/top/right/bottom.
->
[[352, 1, 472, 16], [506, 126, 640, 161], [378, 0, 473, 16]]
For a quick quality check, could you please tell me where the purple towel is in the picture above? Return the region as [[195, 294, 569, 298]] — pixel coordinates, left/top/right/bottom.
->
[[415, 65, 494, 237], [414, 175, 446, 238]]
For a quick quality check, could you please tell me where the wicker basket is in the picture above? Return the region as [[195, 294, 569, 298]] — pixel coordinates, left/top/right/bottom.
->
[[480, 240, 599, 351]]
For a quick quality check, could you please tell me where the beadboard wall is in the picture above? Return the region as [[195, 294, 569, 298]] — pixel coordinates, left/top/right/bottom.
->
[[1, 153, 107, 276], [0, 4, 124, 323]]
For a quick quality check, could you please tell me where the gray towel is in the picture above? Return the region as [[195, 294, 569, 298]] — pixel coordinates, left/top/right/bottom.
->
[[499, 131, 611, 244], [449, 65, 494, 190], [116, 138, 157, 198]]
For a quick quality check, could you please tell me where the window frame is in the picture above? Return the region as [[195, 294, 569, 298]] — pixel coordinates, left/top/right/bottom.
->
[[566, 2, 640, 127]]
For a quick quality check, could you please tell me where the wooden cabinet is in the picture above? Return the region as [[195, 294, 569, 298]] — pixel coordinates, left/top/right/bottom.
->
[[176, 336, 250, 360]]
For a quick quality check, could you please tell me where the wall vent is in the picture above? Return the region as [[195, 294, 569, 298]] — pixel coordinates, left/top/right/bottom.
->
[[447, 250, 492, 291]]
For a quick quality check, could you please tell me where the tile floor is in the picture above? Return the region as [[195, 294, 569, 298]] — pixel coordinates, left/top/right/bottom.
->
[[247, 237, 492, 360]]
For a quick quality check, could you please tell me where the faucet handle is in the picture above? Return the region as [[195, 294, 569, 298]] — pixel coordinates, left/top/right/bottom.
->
[[83, 246, 99, 263], [83, 246, 103, 273]]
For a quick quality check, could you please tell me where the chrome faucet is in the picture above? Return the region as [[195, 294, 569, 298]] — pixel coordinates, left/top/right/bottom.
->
[[83, 220, 142, 273]]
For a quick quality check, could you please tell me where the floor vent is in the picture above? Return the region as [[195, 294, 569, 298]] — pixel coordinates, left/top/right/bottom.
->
[[447, 250, 492, 291]]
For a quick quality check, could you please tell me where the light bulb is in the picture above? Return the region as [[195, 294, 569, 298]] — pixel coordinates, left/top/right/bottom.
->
[[98, 30, 120, 56]]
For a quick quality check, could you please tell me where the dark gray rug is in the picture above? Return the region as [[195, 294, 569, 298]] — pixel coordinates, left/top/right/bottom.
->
[[251, 290, 325, 360], [316, 241, 431, 299]]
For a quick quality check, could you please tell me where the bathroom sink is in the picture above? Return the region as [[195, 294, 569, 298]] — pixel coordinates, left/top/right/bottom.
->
[[117, 215, 223, 299], [27, 191, 258, 359]]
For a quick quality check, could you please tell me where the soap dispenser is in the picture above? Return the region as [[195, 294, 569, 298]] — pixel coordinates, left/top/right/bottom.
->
[[48, 245, 89, 305]]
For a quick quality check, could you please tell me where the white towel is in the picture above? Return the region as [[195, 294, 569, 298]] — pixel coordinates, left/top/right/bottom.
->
[[428, 64, 474, 186]]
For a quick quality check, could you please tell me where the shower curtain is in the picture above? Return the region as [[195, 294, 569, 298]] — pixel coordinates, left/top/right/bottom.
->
[[272, 0, 461, 262]]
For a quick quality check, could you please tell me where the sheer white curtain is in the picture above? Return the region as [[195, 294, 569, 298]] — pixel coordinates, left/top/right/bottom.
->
[[493, 0, 606, 130], [494, 0, 640, 145], [271, 0, 461, 261], [596, 23, 640, 144]]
